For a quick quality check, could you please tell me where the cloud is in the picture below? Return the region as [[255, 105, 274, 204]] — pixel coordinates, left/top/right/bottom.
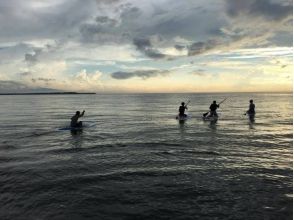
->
[[31, 77, 56, 83], [19, 71, 31, 76], [133, 38, 167, 59], [95, 16, 118, 26], [187, 40, 219, 56], [0, 0, 291, 93], [174, 45, 186, 51], [111, 69, 169, 80], [0, 80, 60, 93], [0, 0, 96, 42], [24, 48, 42, 64], [225, 0, 292, 21]]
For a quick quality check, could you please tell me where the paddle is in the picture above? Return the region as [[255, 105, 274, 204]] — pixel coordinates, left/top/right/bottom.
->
[[218, 98, 227, 105], [203, 98, 227, 117], [185, 100, 190, 107], [203, 112, 210, 117]]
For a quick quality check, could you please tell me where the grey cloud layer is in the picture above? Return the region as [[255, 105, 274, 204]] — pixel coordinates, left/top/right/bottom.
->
[[133, 38, 167, 59], [225, 0, 292, 20], [0, 0, 98, 41], [111, 70, 169, 80], [0, 0, 292, 64]]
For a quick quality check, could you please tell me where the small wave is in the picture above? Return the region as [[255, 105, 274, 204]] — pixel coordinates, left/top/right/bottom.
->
[[159, 149, 220, 156], [0, 144, 17, 150], [46, 143, 129, 154]]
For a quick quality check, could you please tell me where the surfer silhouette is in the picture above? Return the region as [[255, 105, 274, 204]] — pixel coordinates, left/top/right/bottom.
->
[[179, 102, 188, 117], [247, 100, 255, 115], [71, 110, 85, 127], [209, 101, 219, 117]]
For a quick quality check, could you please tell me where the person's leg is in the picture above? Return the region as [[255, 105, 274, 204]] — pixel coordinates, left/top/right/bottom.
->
[[77, 121, 83, 127], [209, 111, 214, 117]]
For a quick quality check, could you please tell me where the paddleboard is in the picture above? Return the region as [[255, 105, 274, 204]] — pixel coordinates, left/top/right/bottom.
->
[[176, 114, 191, 121], [202, 116, 218, 121], [57, 121, 96, 131]]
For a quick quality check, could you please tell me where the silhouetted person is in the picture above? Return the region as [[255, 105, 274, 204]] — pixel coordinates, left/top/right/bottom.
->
[[247, 99, 255, 115], [71, 110, 85, 127], [179, 102, 188, 117], [209, 101, 219, 117]]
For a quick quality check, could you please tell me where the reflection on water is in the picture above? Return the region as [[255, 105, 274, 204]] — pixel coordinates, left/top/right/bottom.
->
[[0, 93, 292, 220], [70, 129, 83, 136]]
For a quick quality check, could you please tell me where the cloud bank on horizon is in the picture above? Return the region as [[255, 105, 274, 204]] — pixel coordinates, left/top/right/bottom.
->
[[0, 0, 292, 93]]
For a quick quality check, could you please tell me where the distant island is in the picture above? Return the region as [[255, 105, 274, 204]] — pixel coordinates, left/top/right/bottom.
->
[[0, 92, 96, 95]]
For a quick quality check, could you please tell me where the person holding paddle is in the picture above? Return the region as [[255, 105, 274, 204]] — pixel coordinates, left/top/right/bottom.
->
[[179, 101, 189, 117], [209, 101, 219, 117], [71, 110, 85, 127], [203, 98, 227, 118], [247, 99, 255, 115]]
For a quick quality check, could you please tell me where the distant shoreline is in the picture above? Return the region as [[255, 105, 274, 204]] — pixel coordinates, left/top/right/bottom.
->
[[0, 92, 96, 95], [0, 91, 291, 95]]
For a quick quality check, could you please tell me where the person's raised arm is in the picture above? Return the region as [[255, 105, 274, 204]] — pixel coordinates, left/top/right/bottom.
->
[[80, 110, 85, 117]]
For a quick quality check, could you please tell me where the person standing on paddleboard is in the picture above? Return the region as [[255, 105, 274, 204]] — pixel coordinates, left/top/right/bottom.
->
[[209, 101, 219, 117], [71, 110, 85, 127], [247, 99, 255, 115], [179, 102, 188, 117]]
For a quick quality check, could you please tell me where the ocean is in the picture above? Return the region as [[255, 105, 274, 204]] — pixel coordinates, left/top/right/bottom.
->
[[0, 93, 292, 220]]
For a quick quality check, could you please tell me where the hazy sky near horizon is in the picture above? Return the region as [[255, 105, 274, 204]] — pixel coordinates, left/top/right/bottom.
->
[[0, 0, 292, 93]]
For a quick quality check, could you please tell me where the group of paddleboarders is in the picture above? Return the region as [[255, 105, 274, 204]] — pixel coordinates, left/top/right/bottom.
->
[[70, 100, 255, 128], [178, 99, 255, 119]]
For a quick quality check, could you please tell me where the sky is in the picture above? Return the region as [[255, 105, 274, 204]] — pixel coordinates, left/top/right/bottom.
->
[[0, 0, 292, 93]]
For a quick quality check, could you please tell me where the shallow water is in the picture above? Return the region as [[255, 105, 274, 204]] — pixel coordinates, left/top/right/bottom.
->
[[0, 93, 292, 220]]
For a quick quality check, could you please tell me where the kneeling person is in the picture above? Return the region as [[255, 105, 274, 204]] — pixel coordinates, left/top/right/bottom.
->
[[71, 110, 85, 127], [179, 102, 188, 117]]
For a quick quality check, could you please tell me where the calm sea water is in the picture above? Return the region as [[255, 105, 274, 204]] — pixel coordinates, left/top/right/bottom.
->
[[0, 93, 292, 220]]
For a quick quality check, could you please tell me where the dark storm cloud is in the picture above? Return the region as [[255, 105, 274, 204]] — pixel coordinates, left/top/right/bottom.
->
[[225, 0, 292, 20], [133, 38, 167, 59], [111, 70, 169, 80]]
